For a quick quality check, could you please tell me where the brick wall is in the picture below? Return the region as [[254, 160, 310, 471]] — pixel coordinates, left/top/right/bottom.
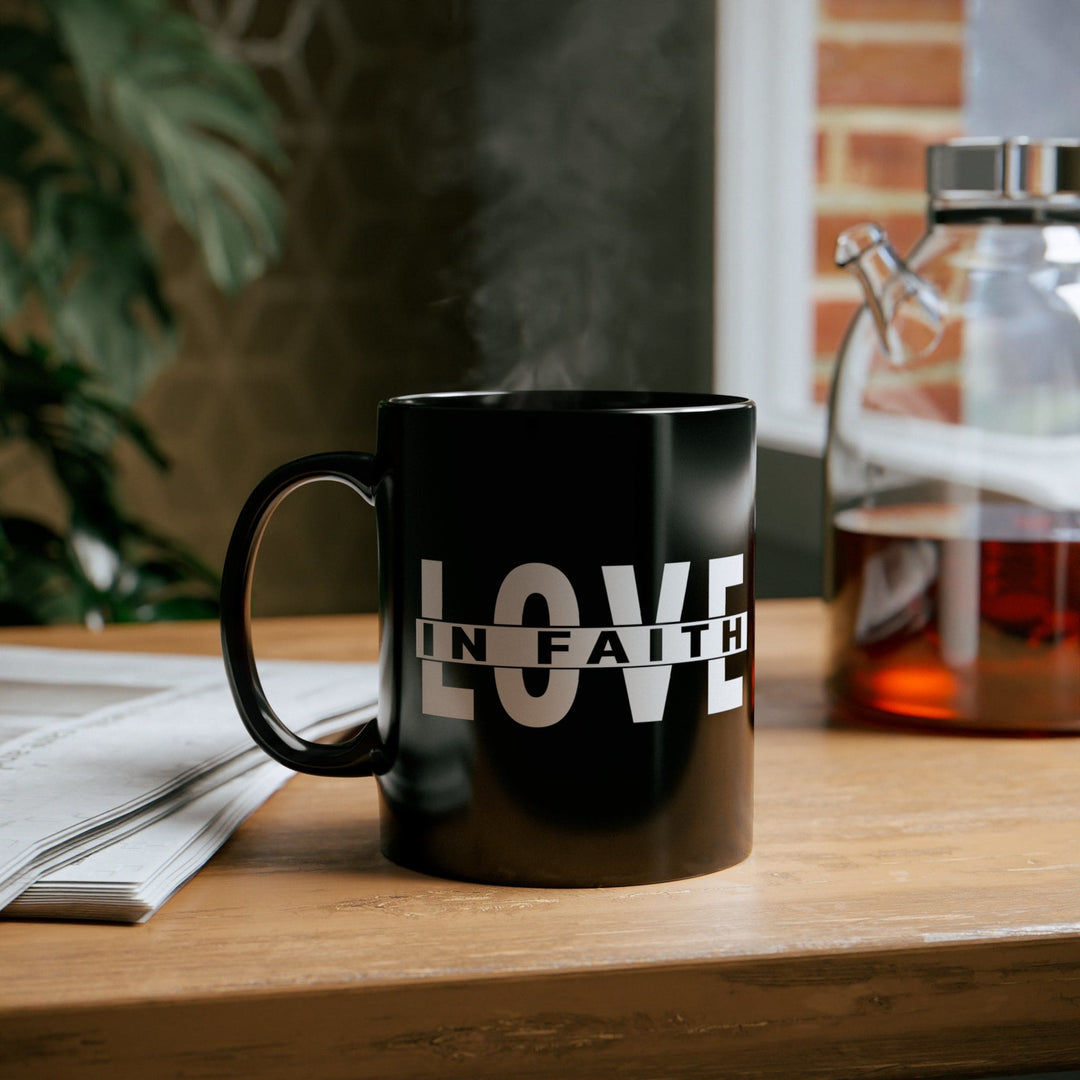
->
[[813, 0, 965, 402]]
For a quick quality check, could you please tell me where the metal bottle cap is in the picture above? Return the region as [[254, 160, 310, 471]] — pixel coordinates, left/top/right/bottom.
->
[[927, 138, 1080, 203]]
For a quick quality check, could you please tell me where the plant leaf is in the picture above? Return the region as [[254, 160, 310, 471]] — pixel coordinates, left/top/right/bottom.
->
[[24, 184, 176, 400], [0, 235, 24, 320], [47, 0, 287, 293], [0, 24, 91, 166], [0, 112, 39, 186], [0, 0, 271, 626], [40, 0, 132, 115], [0, 24, 68, 91], [0, 515, 88, 625]]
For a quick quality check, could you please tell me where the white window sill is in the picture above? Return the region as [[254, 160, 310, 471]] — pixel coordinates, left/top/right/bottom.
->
[[714, 0, 819, 461], [757, 405, 828, 458]]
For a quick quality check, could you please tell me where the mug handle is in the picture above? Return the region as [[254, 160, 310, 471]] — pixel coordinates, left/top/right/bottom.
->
[[220, 452, 382, 777]]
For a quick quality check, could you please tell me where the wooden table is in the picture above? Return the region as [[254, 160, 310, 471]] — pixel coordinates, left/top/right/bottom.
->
[[1, 600, 1078, 1079]]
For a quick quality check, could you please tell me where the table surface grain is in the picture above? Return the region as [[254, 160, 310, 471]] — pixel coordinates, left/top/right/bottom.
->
[[1, 600, 1078, 1080]]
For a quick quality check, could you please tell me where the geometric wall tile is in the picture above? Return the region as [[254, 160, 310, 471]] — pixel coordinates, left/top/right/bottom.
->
[[120, 0, 476, 615], [117, 0, 717, 616]]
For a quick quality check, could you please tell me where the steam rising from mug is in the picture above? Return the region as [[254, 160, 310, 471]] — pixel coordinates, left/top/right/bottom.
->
[[463, 0, 715, 391]]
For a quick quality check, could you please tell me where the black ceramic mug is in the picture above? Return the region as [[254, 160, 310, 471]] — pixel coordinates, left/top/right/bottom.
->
[[221, 390, 755, 887]]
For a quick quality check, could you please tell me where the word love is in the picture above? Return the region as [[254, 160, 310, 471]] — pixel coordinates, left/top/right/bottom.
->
[[417, 556, 747, 728]]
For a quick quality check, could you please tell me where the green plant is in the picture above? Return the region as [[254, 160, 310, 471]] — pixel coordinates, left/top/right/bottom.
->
[[0, 0, 285, 624]]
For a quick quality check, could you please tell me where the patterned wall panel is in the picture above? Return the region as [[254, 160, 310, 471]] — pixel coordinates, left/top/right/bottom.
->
[[121, 0, 476, 616], [115, 0, 716, 618], [0, 0, 713, 627]]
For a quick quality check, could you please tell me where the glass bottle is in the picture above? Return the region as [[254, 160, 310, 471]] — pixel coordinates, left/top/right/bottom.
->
[[826, 138, 1080, 733]]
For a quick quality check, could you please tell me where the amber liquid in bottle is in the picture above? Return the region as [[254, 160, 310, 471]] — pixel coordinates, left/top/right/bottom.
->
[[828, 504, 1080, 733]]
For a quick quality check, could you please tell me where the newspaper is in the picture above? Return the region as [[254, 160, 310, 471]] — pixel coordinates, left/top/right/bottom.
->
[[0, 646, 378, 923]]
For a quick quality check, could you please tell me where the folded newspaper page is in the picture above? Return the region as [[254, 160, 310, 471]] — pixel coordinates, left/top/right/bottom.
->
[[0, 646, 378, 923]]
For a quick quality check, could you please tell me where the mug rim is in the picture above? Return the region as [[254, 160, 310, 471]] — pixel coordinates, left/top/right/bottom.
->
[[384, 390, 755, 414]]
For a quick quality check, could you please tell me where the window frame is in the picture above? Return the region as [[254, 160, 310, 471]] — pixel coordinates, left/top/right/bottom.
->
[[713, 0, 824, 456]]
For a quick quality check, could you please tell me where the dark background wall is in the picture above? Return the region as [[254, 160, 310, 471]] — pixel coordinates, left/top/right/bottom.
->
[[756, 448, 822, 600], [117, 0, 718, 616]]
